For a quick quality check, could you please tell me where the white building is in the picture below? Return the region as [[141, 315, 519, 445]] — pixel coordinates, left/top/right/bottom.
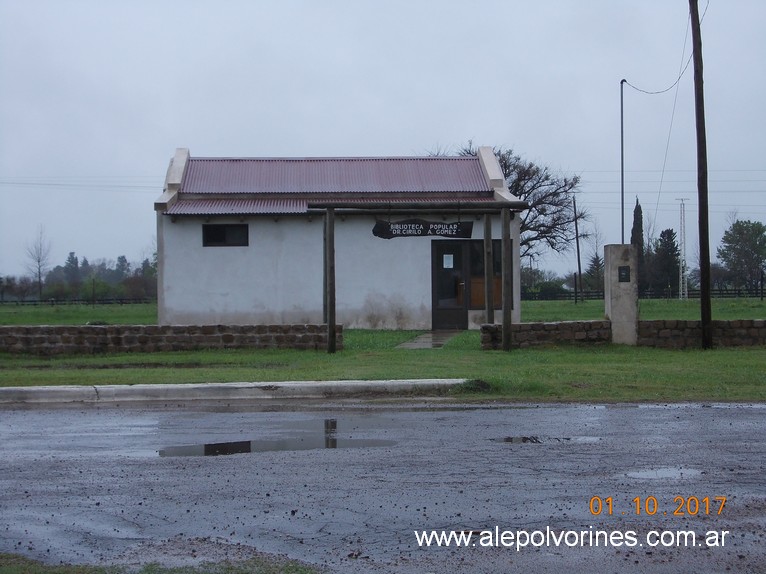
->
[[154, 147, 526, 330]]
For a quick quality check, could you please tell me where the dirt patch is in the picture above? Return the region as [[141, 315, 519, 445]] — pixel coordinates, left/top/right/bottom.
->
[[449, 379, 492, 394], [4, 362, 289, 370], [111, 535, 322, 571]]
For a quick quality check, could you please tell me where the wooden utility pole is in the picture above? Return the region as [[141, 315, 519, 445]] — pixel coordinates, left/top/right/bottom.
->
[[573, 196, 583, 302], [501, 208, 513, 351], [689, 0, 713, 348], [325, 208, 337, 353], [483, 215, 495, 324]]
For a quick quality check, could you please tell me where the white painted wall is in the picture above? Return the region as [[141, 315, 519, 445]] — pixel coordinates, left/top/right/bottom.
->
[[335, 216, 432, 328], [158, 212, 521, 328], [159, 215, 324, 325]]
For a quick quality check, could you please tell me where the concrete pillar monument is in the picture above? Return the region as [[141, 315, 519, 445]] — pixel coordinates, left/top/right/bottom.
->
[[604, 244, 638, 345]]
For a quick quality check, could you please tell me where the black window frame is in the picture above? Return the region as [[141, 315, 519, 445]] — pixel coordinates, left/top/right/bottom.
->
[[202, 224, 249, 247]]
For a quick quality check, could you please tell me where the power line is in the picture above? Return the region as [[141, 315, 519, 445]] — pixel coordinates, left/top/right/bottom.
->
[[651, 13, 693, 232], [622, 0, 709, 95]]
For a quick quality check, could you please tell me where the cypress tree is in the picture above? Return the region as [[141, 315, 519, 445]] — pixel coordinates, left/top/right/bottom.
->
[[630, 198, 646, 294]]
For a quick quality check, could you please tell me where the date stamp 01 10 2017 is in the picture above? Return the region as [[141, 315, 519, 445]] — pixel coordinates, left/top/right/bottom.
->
[[589, 495, 727, 517]]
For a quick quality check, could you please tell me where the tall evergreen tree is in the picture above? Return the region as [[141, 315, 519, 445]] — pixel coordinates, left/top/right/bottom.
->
[[630, 198, 647, 294], [63, 252, 81, 296], [115, 255, 131, 280], [651, 229, 681, 296], [583, 253, 605, 291]]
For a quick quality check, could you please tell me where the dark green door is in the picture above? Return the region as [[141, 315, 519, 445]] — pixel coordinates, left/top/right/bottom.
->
[[431, 241, 469, 329]]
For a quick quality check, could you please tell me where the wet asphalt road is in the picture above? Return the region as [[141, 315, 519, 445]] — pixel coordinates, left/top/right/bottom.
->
[[1, 401, 764, 573]]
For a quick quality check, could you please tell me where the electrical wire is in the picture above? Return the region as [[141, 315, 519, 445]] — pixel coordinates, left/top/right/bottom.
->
[[622, 0, 709, 95], [650, 11, 692, 233], [622, 0, 711, 235]]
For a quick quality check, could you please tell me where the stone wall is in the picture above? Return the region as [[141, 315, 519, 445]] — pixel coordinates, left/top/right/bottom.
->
[[481, 321, 611, 350], [0, 324, 343, 355], [481, 320, 766, 350], [637, 319, 766, 348]]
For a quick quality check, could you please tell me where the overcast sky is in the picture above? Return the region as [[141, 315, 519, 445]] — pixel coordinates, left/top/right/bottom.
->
[[1, 0, 764, 278]]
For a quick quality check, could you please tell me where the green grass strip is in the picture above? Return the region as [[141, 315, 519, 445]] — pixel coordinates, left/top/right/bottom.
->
[[1, 298, 764, 325], [1, 331, 763, 403]]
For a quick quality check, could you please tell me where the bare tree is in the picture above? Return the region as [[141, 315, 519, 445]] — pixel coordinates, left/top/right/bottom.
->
[[26, 226, 51, 300], [456, 143, 587, 262], [585, 221, 604, 260]]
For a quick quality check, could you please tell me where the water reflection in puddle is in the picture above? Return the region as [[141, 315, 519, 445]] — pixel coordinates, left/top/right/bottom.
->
[[159, 418, 397, 457], [625, 467, 702, 480], [494, 436, 602, 444]]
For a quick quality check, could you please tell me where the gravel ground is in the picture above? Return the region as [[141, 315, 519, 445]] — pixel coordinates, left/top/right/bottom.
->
[[1, 400, 764, 573]]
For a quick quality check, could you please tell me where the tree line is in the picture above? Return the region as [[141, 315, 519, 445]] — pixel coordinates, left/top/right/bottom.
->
[[630, 199, 766, 297], [1, 228, 157, 302]]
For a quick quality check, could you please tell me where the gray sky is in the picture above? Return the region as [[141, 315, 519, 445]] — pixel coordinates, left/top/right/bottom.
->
[[1, 0, 764, 278]]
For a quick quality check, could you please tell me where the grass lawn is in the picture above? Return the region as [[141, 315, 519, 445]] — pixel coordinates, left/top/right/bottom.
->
[[0, 303, 157, 326], [522, 297, 766, 321], [1, 298, 764, 325]]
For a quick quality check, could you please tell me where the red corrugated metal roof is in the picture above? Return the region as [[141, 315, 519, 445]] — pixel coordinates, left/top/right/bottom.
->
[[181, 156, 491, 195], [167, 194, 497, 216], [167, 198, 308, 215]]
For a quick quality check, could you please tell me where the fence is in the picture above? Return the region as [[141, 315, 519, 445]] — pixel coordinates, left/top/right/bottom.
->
[[521, 288, 764, 301]]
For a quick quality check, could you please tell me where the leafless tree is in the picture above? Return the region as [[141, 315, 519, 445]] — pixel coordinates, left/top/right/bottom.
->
[[587, 222, 605, 262], [456, 143, 587, 263], [26, 226, 51, 300]]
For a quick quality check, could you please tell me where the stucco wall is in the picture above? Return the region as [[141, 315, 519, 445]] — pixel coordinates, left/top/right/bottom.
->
[[335, 217, 431, 328], [158, 213, 517, 329], [159, 215, 325, 325]]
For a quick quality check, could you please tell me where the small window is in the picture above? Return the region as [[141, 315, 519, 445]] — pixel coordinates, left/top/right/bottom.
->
[[202, 224, 249, 247]]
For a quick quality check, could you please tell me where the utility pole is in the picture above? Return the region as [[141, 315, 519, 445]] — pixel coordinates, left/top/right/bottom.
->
[[573, 196, 583, 302], [620, 79, 627, 244], [689, 0, 712, 348], [676, 198, 689, 300]]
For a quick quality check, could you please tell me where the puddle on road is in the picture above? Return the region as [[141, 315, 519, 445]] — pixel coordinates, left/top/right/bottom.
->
[[624, 467, 703, 480], [494, 436, 602, 444], [498, 436, 545, 444], [159, 418, 397, 457]]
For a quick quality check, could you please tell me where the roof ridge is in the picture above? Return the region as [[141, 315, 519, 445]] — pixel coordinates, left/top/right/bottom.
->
[[189, 156, 477, 162]]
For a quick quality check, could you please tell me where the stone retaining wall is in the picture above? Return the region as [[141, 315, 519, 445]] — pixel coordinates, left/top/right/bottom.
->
[[481, 321, 612, 350], [0, 324, 343, 355], [638, 319, 766, 348], [481, 320, 766, 350]]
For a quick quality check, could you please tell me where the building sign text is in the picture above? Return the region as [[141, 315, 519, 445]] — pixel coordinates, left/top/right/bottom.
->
[[373, 219, 473, 239]]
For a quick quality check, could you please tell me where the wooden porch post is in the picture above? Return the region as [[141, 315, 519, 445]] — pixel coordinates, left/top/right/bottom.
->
[[483, 214, 494, 324], [501, 208, 512, 351], [325, 208, 337, 353]]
